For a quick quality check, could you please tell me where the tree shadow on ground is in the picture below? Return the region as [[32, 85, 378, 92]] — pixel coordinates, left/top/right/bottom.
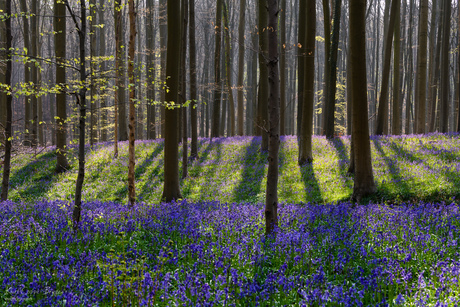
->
[[300, 162, 323, 204], [327, 138, 353, 190], [234, 137, 267, 203], [7, 151, 57, 202], [135, 142, 165, 180]]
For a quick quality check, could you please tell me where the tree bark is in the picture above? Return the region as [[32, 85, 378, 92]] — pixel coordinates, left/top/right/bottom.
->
[[350, 0, 376, 199], [296, 0, 307, 137], [440, 0, 451, 133], [99, 0, 108, 142], [162, 0, 183, 202], [189, 0, 198, 157], [180, 0, 188, 179], [19, 0, 31, 146], [31, 0, 39, 147], [54, 0, 71, 173], [392, 0, 401, 135], [375, 0, 398, 135], [414, 0, 428, 134], [90, 0, 97, 147], [212, 0, 223, 138], [117, 1, 128, 142], [237, 0, 246, 136], [298, 0, 315, 164], [258, 0, 269, 151], [279, 0, 286, 136], [128, 0, 137, 207], [265, 0, 280, 235], [1, 0, 12, 201], [160, 0, 167, 138]]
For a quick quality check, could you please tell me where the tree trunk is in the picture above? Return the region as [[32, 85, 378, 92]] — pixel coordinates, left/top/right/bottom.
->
[[321, 0, 331, 136], [1, 0, 12, 201], [180, 0, 188, 179], [54, 0, 71, 173], [162, 0, 183, 202], [350, 0, 376, 199], [20, 0, 31, 146], [414, 0, 428, 134], [298, 0, 315, 164], [265, 0, 280, 234], [375, 0, 397, 135], [31, 0, 39, 147], [90, 0, 97, 147], [324, 0, 342, 138], [99, 0, 108, 142], [258, 0, 269, 151], [212, 0, 223, 138], [188, 0, 198, 157], [392, 0, 401, 135], [69, 0, 88, 230], [237, 0, 246, 136], [279, 0, 286, 136], [0, 0, 6, 147], [127, 0, 137, 207], [160, 0, 167, 138], [222, 0, 235, 137], [440, 0, 451, 133], [297, 0, 307, 137], [114, 0, 122, 156], [117, 1, 128, 142]]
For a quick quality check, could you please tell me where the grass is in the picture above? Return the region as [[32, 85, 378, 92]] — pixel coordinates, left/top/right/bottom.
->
[[4, 133, 460, 205], [1, 133, 460, 306]]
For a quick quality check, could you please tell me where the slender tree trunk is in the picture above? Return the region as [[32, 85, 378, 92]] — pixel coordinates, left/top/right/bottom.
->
[[99, 0, 108, 142], [114, 0, 122, 156], [189, 0, 198, 157], [350, 0, 376, 199], [31, 0, 39, 147], [258, 0, 269, 151], [162, 0, 183, 202], [212, 0, 223, 138], [279, 0, 286, 136], [20, 0, 31, 146], [392, 0, 401, 135], [375, 0, 397, 135], [1, 0, 12, 201], [440, 0, 451, 132], [222, 1, 235, 136], [70, 0, 88, 230], [265, 0, 280, 234], [324, 0, 342, 138], [90, 0, 97, 147], [237, 0, 246, 136], [54, 0, 70, 172], [414, 0, 428, 134], [160, 0, 167, 138], [297, 0, 307, 136], [127, 0, 137, 206], [181, 0, 188, 179], [299, 0, 315, 164]]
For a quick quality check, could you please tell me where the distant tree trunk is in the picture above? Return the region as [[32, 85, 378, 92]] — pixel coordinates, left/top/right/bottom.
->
[[1, 0, 12, 201], [321, 0, 331, 136], [117, 1, 128, 141], [237, 0, 246, 136], [258, 0, 269, 151], [180, 0, 188, 179], [90, 0, 97, 147], [31, 0, 39, 147], [146, 0, 156, 139], [222, 1, 235, 137], [160, 0, 167, 138], [414, 0, 428, 134], [128, 0, 137, 207], [428, 0, 439, 132], [162, 0, 183, 202], [392, 0, 401, 135], [70, 0, 88, 230], [324, 0, 342, 139], [297, 0, 306, 137], [265, 0, 280, 235], [375, 0, 397, 135], [212, 0, 223, 138], [440, 0, 451, 132], [99, 0, 108, 142], [114, 0, 122, 156], [350, 0, 376, 199], [248, 23, 258, 136], [0, 0, 6, 146], [279, 0, 286, 136], [430, 1, 442, 132], [20, 0, 31, 146], [298, 0, 315, 164], [189, 0, 198, 157], [54, 0, 71, 173]]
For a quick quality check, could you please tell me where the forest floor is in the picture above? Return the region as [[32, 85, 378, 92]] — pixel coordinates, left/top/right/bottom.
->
[[1, 133, 460, 306]]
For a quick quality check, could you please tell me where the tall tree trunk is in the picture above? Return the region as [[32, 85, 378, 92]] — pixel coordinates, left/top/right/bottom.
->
[[297, 0, 307, 136], [69, 0, 88, 230], [265, 0, 280, 234], [223, 0, 235, 137], [160, 0, 167, 138], [392, 0, 401, 135], [258, 0, 269, 151], [0, 0, 6, 146], [375, 0, 398, 135], [114, 0, 122, 156], [20, 0, 31, 146], [162, 0, 183, 202], [31, 0, 39, 147], [54, 0, 71, 172], [181, 0, 188, 179], [299, 0, 315, 164], [279, 0, 286, 136], [99, 0, 108, 142], [189, 0, 198, 157], [146, 0, 156, 139], [414, 0, 429, 134], [430, 0, 442, 132], [1, 0, 12, 201], [212, 0, 223, 138], [324, 0, 342, 138], [117, 1, 128, 141], [321, 0, 331, 136], [89, 0, 97, 147], [440, 0, 451, 132], [350, 0, 376, 199], [237, 0, 246, 136], [128, 0, 137, 206]]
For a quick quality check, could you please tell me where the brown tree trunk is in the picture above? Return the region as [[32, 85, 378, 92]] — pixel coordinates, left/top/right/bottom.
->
[[258, 0, 269, 151], [189, 0, 198, 157], [146, 0, 156, 140], [128, 0, 137, 207], [223, 0, 235, 137], [279, 0, 286, 136], [99, 0, 108, 142], [350, 0, 376, 199], [54, 0, 71, 172], [31, 0, 39, 147], [117, 1, 128, 142], [298, 0, 315, 164], [20, 0, 31, 146], [90, 0, 97, 147], [160, 0, 167, 138], [162, 0, 183, 202], [440, 0, 451, 132], [375, 0, 398, 135], [237, 0, 246, 136], [297, 0, 307, 137], [265, 0, 280, 234], [212, 0, 223, 138], [180, 0, 188, 179], [1, 0, 12, 201]]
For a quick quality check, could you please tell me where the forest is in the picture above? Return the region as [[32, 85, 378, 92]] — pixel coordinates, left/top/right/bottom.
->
[[1, 0, 460, 305]]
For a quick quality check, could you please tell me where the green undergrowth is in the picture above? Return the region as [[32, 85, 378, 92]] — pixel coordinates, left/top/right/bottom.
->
[[2, 133, 460, 205]]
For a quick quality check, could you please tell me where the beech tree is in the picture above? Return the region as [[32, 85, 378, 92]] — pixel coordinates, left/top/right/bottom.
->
[[128, 0, 137, 207]]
